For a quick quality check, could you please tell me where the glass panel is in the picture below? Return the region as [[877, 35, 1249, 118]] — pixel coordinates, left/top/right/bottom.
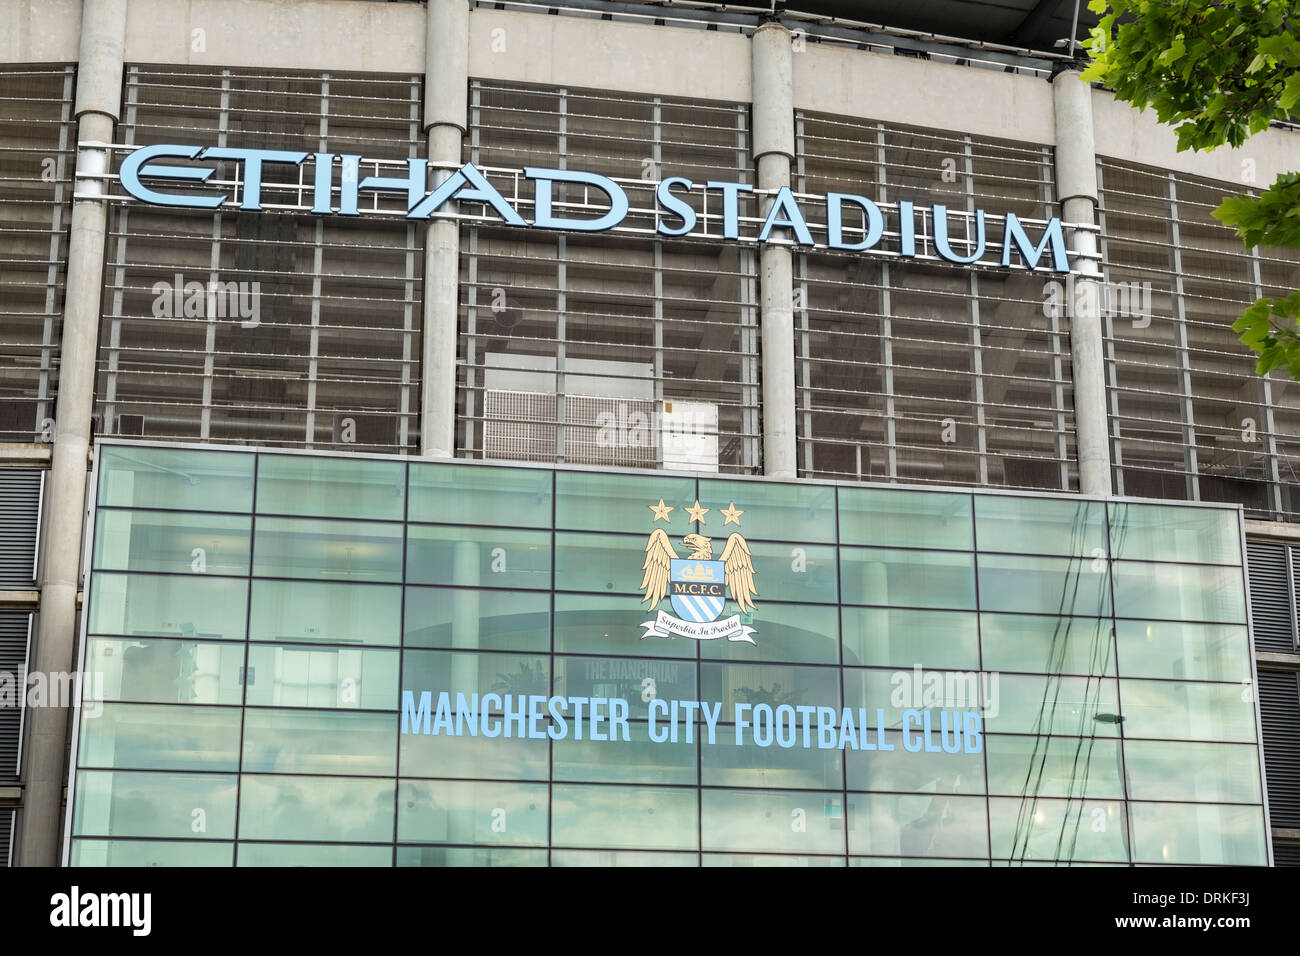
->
[[241, 709, 396, 775], [401, 726, 550, 781], [701, 737, 841, 790], [984, 735, 1124, 798], [841, 608, 978, 669], [702, 788, 844, 854], [838, 487, 972, 550], [555, 471, 695, 534], [840, 548, 975, 609], [236, 843, 391, 867], [1119, 679, 1257, 742], [554, 729, 697, 785], [843, 668, 989, 728], [1124, 740, 1262, 804], [253, 517, 403, 582], [396, 846, 549, 866], [406, 525, 551, 590], [403, 649, 550, 699], [845, 730, 985, 794], [72, 770, 237, 839], [848, 792, 988, 859], [553, 655, 694, 721], [249, 580, 401, 646], [974, 496, 1106, 556], [850, 856, 985, 867], [86, 637, 245, 705], [78, 702, 241, 772], [977, 555, 1110, 616], [554, 593, 696, 658], [1129, 802, 1266, 865], [982, 675, 1121, 738], [93, 510, 251, 575], [988, 797, 1128, 862], [1112, 562, 1246, 623], [729, 540, 836, 604], [980, 615, 1115, 676], [1114, 621, 1251, 682], [405, 586, 549, 651], [1109, 502, 1241, 564], [706, 853, 843, 866], [256, 454, 404, 520], [554, 531, 652, 595], [698, 478, 836, 542], [553, 784, 697, 850], [98, 445, 254, 512], [555, 850, 699, 866], [700, 661, 841, 714], [237, 775, 394, 842], [409, 461, 552, 528], [70, 839, 234, 867], [397, 780, 548, 846], [88, 572, 248, 640], [244, 645, 399, 710], [700, 601, 839, 665]]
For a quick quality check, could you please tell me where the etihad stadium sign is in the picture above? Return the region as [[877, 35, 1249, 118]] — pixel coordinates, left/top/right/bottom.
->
[[109, 143, 1072, 273]]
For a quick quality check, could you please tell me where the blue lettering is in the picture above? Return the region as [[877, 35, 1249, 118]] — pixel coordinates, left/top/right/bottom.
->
[[201, 147, 308, 211], [1002, 213, 1070, 273], [609, 697, 631, 742], [656, 176, 696, 236], [527, 166, 629, 232], [932, 204, 986, 264], [400, 690, 431, 735], [119, 144, 225, 209], [902, 709, 923, 752], [481, 692, 502, 737], [757, 186, 815, 246], [455, 693, 479, 737], [826, 193, 884, 251], [648, 698, 669, 743], [547, 696, 568, 740], [706, 180, 754, 240], [503, 694, 526, 738]]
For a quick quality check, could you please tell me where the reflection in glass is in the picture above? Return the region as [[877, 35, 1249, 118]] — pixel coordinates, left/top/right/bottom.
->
[[1113, 621, 1250, 682], [553, 784, 697, 850], [975, 496, 1106, 556], [398, 779, 548, 846], [1119, 679, 1257, 742], [73, 770, 237, 839], [240, 709, 397, 776], [410, 462, 552, 527], [70, 839, 234, 867], [406, 525, 551, 590], [1123, 740, 1262, 804], [555, 471, 695, 535], [396, 845, 548, 866], [1112, 561, 1246, 623], [237, 775, 394, 842], [845, 730, 984, 794], [244, 644, 399, 710], [79, 703, 241, 772], [848, 792, 987, 859], [984, 735, 1123, 799], [980, 614, 1114, 676], [1109, 502, 1241, 564], [977, 554, 1110, 616], [1129, 802, 1267, 865], [699, 478, 836, 543], [841, 608, 978, 669], [236, 843, 392, 867], [988, 797, 1128, 862], [703, 788, 843, 854]]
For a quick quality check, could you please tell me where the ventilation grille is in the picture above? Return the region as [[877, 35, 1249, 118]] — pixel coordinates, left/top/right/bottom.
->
[[0, 470, 41, 589], [483, 390, 658, 468], [1259, 669, 1300, 831], [0, 809, 10, 867], [0, 613, 31, 780], [1247, 539, 1297, 653]]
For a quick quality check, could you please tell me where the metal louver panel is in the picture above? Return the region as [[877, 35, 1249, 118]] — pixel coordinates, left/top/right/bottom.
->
[[1274, 841, 1300, 867], [0, 810, 10, 867], [0, 469, 42, 589], [0, 612, 30, 780], [1246, 539, 1297, 653], [1259, 669, 1300, 831]]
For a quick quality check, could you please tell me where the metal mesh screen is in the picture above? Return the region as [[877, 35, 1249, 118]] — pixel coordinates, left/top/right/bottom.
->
[[793, 112, 1074, 490], [1099, 158, 1300, 521], [95, 67, 424, 453], [0, 67, 75, 443], [458, 81, 761, 474]]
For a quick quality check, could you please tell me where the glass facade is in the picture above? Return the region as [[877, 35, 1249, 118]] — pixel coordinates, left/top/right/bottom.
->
[[67, 441, 1269, 866]]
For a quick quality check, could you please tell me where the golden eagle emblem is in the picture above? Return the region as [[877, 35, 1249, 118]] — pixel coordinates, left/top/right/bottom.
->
[[641, 528, 758, 616]]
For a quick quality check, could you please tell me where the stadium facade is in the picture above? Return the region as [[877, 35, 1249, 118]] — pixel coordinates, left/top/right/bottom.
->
[[0, 0, 1297, 867]]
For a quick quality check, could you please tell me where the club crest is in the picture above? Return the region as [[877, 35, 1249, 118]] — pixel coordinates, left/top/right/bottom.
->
[[639, 498, 758, 645]]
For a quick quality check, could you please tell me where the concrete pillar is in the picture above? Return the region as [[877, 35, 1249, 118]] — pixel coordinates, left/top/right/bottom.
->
[[420, 0, 470, 458], [1052, 70, 1111, 497], [752, 23, 798, 479], [19, 0, 126, 867]]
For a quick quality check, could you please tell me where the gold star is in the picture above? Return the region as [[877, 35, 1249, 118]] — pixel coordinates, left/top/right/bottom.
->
[[649, 498, 674, 523], [721, 502, 744, 525], [685, 499, 709, 524]]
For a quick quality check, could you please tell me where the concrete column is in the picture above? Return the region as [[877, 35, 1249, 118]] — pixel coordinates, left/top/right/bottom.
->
[[421, 0, 470, 458], [19, 0, 126, 867], [752, 23, 797, 479], [1052, 70, 1111, 497]]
